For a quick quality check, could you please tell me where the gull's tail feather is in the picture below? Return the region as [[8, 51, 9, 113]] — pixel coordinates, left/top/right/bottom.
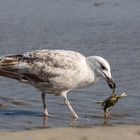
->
[[0, 69, 20, 80], [0, 54, 22, 69], [0, 54, 23, 64], [0, 54, 27, 82]]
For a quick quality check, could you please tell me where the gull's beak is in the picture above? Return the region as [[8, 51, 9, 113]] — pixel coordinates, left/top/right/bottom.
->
[[100, 71, 116, 93], [106, 77, 116, 93]]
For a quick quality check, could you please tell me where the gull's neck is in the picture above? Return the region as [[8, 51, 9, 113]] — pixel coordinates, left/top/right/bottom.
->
[[86, 56, 100, 84]]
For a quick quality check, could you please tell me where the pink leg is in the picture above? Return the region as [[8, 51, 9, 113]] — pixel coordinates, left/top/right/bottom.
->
[[64, 99, 78, 119], [41, 92, 48, 116], [61, 91, 78, 119]]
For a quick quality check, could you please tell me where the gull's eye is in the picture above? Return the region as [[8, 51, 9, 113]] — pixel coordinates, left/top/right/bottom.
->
[[101, 65, 106, 70]]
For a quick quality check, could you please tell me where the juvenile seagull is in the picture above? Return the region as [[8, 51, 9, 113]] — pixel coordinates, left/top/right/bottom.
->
[[0, 49, 116, 119]]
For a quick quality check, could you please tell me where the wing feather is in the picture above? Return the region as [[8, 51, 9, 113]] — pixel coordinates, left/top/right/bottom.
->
[[0, 49, 89, 92]]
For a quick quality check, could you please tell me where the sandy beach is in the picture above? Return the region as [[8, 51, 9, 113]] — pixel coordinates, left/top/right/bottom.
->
[[0, 125, 140, 140]]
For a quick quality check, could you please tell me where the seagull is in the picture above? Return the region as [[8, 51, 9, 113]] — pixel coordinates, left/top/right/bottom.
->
[[0, 49, 116, 119]]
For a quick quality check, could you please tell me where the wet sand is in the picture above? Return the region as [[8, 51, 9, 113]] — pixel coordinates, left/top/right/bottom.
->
[[0, 125, 140, 140]]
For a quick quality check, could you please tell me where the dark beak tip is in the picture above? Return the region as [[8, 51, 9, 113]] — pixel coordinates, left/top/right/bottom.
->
[[109, 83, 113, 89], [108, 81, 116, 90]]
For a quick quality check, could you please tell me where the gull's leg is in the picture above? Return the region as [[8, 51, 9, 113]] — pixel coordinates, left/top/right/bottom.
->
[[41, 92, 48, 116], [61, 91, 78, 119], [65, 99, 79, 119]]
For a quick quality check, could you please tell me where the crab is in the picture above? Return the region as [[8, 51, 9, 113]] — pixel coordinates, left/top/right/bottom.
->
[[102, 92, 127, 118]]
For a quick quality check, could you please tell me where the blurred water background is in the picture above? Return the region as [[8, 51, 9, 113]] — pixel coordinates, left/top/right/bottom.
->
[[0, 0, 140, 130]]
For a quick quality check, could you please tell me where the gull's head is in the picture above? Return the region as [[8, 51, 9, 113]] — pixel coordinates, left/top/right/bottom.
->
[[87, 56, 116, 92]]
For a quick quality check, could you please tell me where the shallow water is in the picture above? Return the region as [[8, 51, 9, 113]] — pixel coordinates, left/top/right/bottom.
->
[[0, 0, 140, 131]]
